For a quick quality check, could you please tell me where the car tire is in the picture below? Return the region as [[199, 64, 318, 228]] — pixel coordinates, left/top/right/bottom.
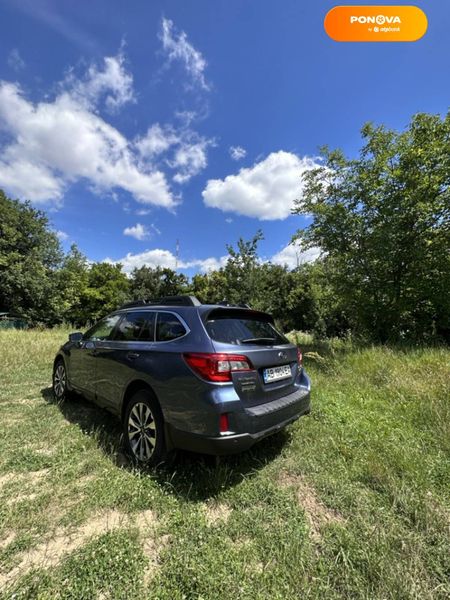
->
[[52, 358, 70, 402], [123, 390, 166, 467]]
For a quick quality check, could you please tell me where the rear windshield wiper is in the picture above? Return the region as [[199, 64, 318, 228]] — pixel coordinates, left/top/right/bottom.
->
[[240, 337, 276, 345]]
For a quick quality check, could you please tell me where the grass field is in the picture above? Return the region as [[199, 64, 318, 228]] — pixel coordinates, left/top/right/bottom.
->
[[0, 328, 449, 599]]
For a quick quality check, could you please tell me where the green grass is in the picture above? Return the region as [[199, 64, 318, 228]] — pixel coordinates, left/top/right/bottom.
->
[[0, 328, 449, 599]]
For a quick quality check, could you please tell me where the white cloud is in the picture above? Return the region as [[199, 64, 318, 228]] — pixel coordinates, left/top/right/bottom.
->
[[123, 223, 150, 241], [202, 151, 320, 220], [56, 229, 69, 241], [107, 248, 228, 274], [0, 157, 64, 202], [135, 123, 179, 157], [171, 138, 210, 183], [7, 49, 25, 71], [195, 255, 229, 273], [0, 56, 176, 207], [271, 243, 321, 268], [160, 18, 209, 90], [136, 122, 213, 184], [123, 222, 161, 240], [66, 52, 135, 112], [229, 145, 246, 161]]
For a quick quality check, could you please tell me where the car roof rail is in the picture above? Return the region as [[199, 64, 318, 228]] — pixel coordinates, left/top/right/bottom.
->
[[217, 300, 251, 309], [120, 295, 202, 309], [120, 300, 148, 309], [157, 295, 202, 307]]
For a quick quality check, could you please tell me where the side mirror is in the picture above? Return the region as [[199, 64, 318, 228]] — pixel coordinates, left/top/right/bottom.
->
[[69, 332, 83, 343]]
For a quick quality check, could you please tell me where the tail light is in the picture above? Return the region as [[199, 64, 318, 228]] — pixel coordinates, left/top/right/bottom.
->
[[183, 352, 254, 382], [297, 347, 303, 367]]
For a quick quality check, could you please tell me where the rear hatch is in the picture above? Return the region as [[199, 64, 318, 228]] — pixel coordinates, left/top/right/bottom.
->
[[203, 308, 300, 407]]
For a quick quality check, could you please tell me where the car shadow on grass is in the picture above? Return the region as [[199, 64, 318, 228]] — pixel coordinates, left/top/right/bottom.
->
[[41, 386, 291, 501]]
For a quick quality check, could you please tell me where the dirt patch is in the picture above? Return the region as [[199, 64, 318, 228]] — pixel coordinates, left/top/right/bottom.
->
[[142, 532, 171, 586], [0, 531, 16, 550], [0, 414, 22, 426], [204, 502, 232, 526], [75, 474, 97, 488], [135, 509, 157, 531], [27, 468, 50, 484], [0, 507, 163, 589], [0, 473, 15, 490], [6, 492, 38, 506], [235, 536, 253, 549], [278, 472, 343, 541], [0, 469, 48, 494], [0, 509, 126, 588]]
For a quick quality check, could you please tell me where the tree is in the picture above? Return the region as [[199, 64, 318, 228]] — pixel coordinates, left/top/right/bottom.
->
[[129, 266, 189, 300], [191, 269, 228, 304], [78, 262, 130, 324], [0, 190, 63, 324], [56, 245, 90, 325], [294, 112, 450, 341], [222, 230, 264, 304]]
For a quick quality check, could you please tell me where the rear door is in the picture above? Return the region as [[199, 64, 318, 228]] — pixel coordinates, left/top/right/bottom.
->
[[94, 311, 156, 412], [69, 314, 121, 400], [204, 308, 299, 407]]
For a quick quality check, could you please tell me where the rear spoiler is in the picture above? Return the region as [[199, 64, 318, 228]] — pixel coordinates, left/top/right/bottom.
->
[[200, 307, 274, 324]]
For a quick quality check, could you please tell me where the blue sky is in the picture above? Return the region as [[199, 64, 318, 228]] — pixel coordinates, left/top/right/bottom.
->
[[0, 0, 448, 274]]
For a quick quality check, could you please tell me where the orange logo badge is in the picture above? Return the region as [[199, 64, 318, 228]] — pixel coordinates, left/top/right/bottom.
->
[[324, 5, 428, 42]]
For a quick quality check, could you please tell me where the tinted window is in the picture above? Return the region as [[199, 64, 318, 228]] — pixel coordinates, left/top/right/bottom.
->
[[205, 314, 288, 346], [114, 312, 155, 341], [156, 312, 186, 341], [84, 314, 121, 341]]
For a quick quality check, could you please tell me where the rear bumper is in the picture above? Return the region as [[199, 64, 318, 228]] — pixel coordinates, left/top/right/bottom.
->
[[167, 389, 311, 455]]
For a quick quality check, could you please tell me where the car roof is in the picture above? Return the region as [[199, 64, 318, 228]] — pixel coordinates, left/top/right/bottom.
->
[[116, 304, 273, 322]]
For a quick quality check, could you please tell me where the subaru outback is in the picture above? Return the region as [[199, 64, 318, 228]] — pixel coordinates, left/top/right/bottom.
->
[[52, 296, 311, 466]]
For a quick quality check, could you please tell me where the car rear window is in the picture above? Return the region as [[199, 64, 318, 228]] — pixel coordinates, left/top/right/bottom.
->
[[156, 312, 187, 341], [114, 312, 155, 341], [205, 311, 289, 346]]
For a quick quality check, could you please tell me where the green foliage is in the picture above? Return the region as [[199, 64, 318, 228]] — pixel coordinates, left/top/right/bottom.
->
[[78, 262, 130, 323], [56, 244, 90, 325], [222, 230, 264, 304], [129, 265, 189, 301], [294, 112, 450, 342], [191, 269, 228, 304], [192, 232, 321, 335], [0, 190, 63, 324]]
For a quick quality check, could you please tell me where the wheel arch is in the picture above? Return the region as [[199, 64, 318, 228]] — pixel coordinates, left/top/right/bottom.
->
[[120, 380, 173, 452], [53, 352, 73, 389], [120, 379, 161, 423], [53, 353, 65, 370]]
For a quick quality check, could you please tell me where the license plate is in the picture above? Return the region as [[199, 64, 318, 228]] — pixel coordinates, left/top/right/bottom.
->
[[263, 364, 291, 384]]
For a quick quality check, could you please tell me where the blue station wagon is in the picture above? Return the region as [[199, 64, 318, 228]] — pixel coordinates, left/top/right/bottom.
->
[[53, 296, 311, 466]]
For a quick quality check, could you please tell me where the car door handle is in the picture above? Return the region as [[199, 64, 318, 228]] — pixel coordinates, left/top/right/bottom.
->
[[127, 352, 140, 360]]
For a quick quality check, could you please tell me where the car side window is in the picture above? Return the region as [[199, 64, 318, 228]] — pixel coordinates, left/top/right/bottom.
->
[[156, 312, 186, 342], [84, 314, 121, 341], [114, 312, 155, 342]]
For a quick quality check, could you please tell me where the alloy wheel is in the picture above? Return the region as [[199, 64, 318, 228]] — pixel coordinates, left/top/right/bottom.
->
[[53, 363, 66, 399], [127, 402, 157, 462]]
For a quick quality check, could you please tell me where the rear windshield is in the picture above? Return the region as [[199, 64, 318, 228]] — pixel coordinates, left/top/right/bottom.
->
[[205, 312, 289, 346]]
